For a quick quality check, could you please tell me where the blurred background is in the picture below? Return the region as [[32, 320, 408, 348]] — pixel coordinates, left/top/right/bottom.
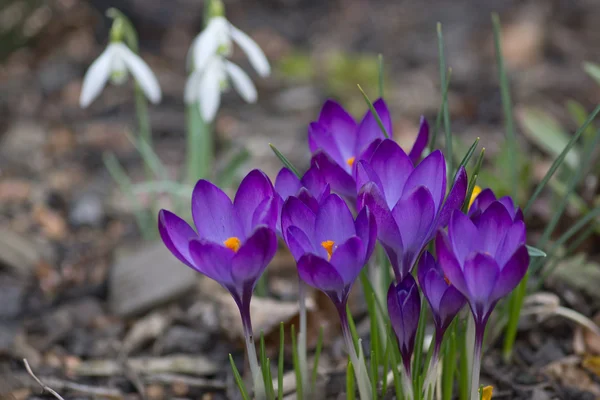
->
[[2, 0, 600, 398]]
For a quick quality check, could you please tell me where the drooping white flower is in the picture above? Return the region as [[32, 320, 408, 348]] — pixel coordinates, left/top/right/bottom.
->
[[80, 42, 162, 108], [185, 55, 257, 122], [189, 16, 270, 77]]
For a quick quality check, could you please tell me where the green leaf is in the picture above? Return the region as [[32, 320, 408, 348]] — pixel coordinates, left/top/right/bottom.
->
[[311, 327, 324, 393], [269, 143, 302, 179], [462, 148, 486, 212], [278, 322, 285, 400], [229, 354, 251, 400], [566, 100, 596, 143], [584, 61, 600, 86], [526, 245, 546, 258], [346, 360, 356, 400], [520, 108, 579, 168], [437, 23, 452, 175], [290, 324, 304, 400], [357, 84, 389, 138], [431, 67, 452, 153], [456, 137, 480, 172], [378, 54, 385, 99], [492, 13, 518, 199], [523, 104, 600, 215]]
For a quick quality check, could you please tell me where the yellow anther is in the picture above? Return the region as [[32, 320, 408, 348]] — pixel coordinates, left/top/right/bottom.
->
[[481, 385, 493, 400], [468, 185, 482, 209], [346, 156, 356, 167], [321, 240, 335, 261], [223, 237, 241, 252], [444, 275, 451, 286]]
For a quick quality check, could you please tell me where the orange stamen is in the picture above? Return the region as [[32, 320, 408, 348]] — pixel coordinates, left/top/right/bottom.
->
[[223, 237, 241, 252], [444, 275, 452, 286], [321, 240, 335, 261], [468, 185, 482, 209], [346, 157, 356, 167]]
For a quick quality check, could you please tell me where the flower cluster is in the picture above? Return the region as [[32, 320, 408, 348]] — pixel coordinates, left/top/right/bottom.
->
[[159, 98, 529, 399]]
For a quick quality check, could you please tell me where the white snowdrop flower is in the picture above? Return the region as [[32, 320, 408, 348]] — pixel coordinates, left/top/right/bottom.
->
[[190, 16, 270, 78], [185, 55, 257, 122], [79, 42, 162, 108]]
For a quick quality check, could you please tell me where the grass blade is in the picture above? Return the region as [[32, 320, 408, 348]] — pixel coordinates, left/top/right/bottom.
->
[[456, 137, 480, 172], [526, 245, 546, 258], [378, 54, 385, 99], [347, 360, 356, 400], [462, 148, 486, 212], [312, 327, 324, 392], [278, 322, 285, 400], [291, 324, 304, 400], [492, 13, 518, 199], [523, 104, 600, 215], [259, 332, 273, 399], [357, 84, 389, 138], [412, 296, 428, 396], [442, 324, 457, 400], [229, 354, 250, 400], [437, 23, 452, 176], [431, 68, 453, 152], [269, 143, 302, 179]]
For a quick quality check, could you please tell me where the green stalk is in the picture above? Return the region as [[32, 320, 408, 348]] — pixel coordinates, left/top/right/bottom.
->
[[347, 360, 356, 400], [437, 23, 452, 176], [491, 13, 518, 199], [290, 324, 304, 400], [312, 327, 324, 392], [358, 84, 390, 138], [378, 54, 385, 99], [278, 322, 285, 400], [230, 354, 251, 400], [442, 324, 457, 400], [412, 297, 428, 396], [186, 103, 212, 183], [431, 68, 452, 152]]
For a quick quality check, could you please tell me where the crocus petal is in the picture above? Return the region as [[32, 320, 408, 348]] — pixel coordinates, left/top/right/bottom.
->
[[188, 239, 234, 285], [474, 201, 514, 256], [296, 188, 320, 213], [490, 245, 529, 302], [310, 152, 356, 198], [355, 98, 392, 153], [315, 100, 357, 163], [113, 43, 162, 104], [403, 150, 446, 212], [355, 160, 384, 196], [251, 197, 278, 233], [437, 286, 466, 330], [387, 276, 421, 358], [436, 231, 468, 297], [408, 116, 429, 164], [229, 23, 271, 77], [368, 139, 413, 209], [315, 194, 356, 245], [354, 206, 377, 262], [329, 236, 365, 286], [301, 166, 329, 200], [184, 69, 202, 104], [191, 179, 243, 243], [468, 188, 496, 217], [358, 183, 402, 250], [498, 196, 520, 221], [234, 169, 275, 235], [225, 60, 257, 103], [463, 252, 499, 314], [297, 254, 345, 302], [281, 196, 316, 247], [231, 226, 277, 287], [392, 186, 435, 273], [80, 45, 115, 108], [308, 122, 346, 168], [158, 209, 197, 268], [433, 167, 468, 234], [285, 225, 316, 260], [192, 17, 228, 72], [358, 138, 382, 164], [417, 251, 447, 312], [275, 168, 302, 201], [448, 210, 478, 264], [495, 220, 526, 267], [199, 57, 223, 122]]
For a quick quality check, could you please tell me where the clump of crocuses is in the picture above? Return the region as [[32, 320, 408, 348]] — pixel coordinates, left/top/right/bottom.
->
[[158, 98, 530, 400]]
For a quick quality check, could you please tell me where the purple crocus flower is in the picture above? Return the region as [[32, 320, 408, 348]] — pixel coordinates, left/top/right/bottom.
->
[[281, 193, 376, 309], [436, 202, 529, 400], [469, 187, 524, 222], [274, 166, 330, 215], [417, 251, 465, 391], [388, 274, 421, 384], [357, 139, 467, 281], [308, 99, 429, 198], [158, 169, 278, 332]]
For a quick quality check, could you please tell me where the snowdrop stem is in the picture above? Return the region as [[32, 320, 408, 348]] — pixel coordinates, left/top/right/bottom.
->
[[134, 84, 153, 148], [298, 281, 309, 396], [185, 103, 213, 182]]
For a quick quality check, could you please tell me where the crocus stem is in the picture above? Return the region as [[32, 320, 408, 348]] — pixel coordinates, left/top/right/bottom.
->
[[469, 322, 485, 400], [185, 103, 212, 183], [240, 306, 266, 399], [298, 280, 309, 396], [401, 355, 414, 400], [423, 336, 442, 398], [338, 306, 372, 399]]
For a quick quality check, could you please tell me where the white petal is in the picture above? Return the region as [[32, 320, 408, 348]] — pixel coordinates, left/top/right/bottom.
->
[[229, 23, 270, 77], [79, 45, 115, 108], [192, 17, 229, 72], [112, 43, 162, 104], [184, 69, 203, 104], [225, 60, 257, 103], [199, 58, 224, 122]]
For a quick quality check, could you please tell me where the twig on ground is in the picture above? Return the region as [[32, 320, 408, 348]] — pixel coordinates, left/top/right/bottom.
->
[[23, 358, 66, 400]]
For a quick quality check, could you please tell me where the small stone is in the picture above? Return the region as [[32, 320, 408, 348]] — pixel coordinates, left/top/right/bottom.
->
[[37, 59, 78, 94], [160, 326, 210, 355], [147, 384, 165, 400], [0, 274, 26, 319], [33, 204, 67, 240], [69, 193, 104, 227]]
